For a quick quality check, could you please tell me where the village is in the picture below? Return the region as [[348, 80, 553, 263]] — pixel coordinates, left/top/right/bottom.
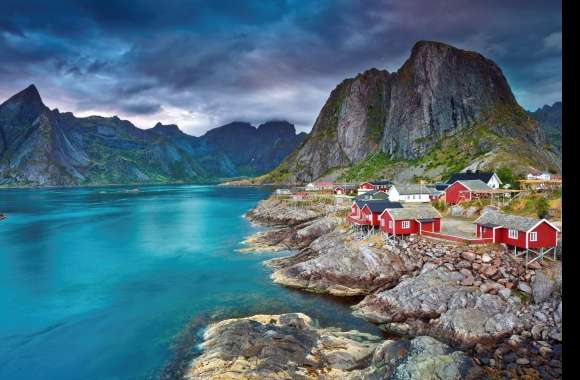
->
[[274, 170, 562, 268]]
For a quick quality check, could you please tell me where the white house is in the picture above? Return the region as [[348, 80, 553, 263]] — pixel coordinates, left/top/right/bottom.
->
[[388, 184, 431, 203], [527, 172, 552, 180]]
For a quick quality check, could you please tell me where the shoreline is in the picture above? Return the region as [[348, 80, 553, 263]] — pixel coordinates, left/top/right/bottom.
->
[[209, 195, 563, 378]]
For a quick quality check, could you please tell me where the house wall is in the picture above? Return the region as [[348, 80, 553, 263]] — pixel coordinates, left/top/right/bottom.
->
[[400, 194, 430, 203], [498, 227, 527, 248], [380, 212, 394, 233], [528, 222, 558, 248], [487, 175, 501, 189], [445, 182, 469, 204], [395, 219, 419, 235], [476, 225, 496, 240], [388, 188, 400, 202]]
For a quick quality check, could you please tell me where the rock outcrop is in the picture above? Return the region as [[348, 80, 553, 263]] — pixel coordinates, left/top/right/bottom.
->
[[263, 40, 560, 183], [185, 313, 482, 380], [242, 195, 563, 378]]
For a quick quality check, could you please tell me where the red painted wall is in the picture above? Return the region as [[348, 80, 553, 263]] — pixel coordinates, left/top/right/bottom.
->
[[528, 221, 558, 248], [445, 182, 470, 205], [476, 224, 496, 240]]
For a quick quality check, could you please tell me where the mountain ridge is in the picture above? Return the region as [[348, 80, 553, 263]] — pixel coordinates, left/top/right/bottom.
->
[[0, 86, 304, 186]]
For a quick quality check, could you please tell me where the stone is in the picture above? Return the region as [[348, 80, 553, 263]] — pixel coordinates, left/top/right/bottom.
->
[[499, 288, 512, 300], [461, 251, 477, 261], [518, 282, 532, 294], [185, 313, 382, 379], [481, 253, 492, 263]]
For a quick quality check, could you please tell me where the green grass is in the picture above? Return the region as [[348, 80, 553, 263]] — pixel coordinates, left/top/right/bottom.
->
[[337, 152, 397, 182]]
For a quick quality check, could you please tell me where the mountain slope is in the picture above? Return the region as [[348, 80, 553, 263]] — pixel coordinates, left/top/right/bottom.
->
[[529, 101, 561, 152], [262, 41, 560, 184], [201, 121, 306, 176], [0, 86, 304, 186]]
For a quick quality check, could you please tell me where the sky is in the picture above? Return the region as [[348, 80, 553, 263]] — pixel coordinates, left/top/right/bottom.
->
[[0, 0, 561, 135]]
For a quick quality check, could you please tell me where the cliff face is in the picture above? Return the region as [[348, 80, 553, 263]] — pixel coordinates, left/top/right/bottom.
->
[[529, 101, 562, 153], [266, 41, 558, 183], [0, 86, 304, 186]]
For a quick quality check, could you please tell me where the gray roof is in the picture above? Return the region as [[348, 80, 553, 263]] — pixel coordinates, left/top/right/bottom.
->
[[447, 171, 499, 184], [355, 190, 389, 201], [391, 184, 431, 195], [457, 179, 492, 191], [474, 210, 543, 232], [385, 205, 441, 220], [364, 200, 403, 212]]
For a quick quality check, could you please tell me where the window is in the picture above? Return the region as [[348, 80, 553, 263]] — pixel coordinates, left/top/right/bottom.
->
[[402, 221, 410, 229], [508, 229, 518, 239], [389, 220, 394, 229], [529, 232, 538, 242]]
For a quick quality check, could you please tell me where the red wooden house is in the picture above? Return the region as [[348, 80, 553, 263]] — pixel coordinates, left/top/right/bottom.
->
[[379, 205, 441, 236], [474, 210, 560, 250], [348, 200, 402, 227], [444, 180, 492, 205]]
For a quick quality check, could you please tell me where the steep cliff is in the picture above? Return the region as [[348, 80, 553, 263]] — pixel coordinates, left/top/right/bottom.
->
[[529, 101, 562, 153], [263, 41, 560, 184]]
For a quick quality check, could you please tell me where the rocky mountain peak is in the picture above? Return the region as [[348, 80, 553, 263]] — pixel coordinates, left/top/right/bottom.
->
[[151, 122, 182, 134], [256, 121, 296, 138]]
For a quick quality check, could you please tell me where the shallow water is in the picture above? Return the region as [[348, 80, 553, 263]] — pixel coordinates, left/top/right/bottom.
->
[[0, 184, 382, 380]]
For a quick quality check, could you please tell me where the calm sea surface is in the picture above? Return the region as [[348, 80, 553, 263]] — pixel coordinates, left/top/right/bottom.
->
[[0, 185, 381, 380]]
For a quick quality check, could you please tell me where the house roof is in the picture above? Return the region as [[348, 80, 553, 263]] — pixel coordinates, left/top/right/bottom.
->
[[447, 171, 499, 184], [433, 183, 450, 191], [383, 205, 441, 220], [363, 200, 403, 212], [456, 179, 492, 191], [390, 184, 431, 195], [355, 190, 389, 201], [474, 210, 560, 232], [369, 180, 393, 186], [354, 200, 367, 209]]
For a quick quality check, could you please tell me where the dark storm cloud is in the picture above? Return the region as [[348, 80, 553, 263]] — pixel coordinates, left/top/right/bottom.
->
[[0, 0, 561, 135]]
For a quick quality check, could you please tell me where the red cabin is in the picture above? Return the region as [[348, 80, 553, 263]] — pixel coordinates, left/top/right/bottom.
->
[[348, 200, 402, 227], [379, 206, 441, 236], [474, 210, 560, 249], [445, 180, 491, 205]]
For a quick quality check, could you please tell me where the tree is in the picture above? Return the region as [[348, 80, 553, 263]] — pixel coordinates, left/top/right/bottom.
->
[[536, 197, 549, 219]]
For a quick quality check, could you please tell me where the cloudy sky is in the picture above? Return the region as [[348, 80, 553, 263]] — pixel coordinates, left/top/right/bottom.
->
[[0, 0, 561, 135]]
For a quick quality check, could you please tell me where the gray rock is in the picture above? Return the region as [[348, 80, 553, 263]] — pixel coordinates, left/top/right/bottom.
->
[[517, 282, 532, 294]]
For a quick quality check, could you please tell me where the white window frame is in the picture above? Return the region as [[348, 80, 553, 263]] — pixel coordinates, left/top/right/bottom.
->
[[529, 231, 538, 242], [402, 221, 410, 229], [389, 220, 394, 229], [508, 229, 518, 239]]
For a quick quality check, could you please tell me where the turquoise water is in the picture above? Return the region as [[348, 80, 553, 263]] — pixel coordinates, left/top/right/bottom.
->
[[0, 185, 381, 380]]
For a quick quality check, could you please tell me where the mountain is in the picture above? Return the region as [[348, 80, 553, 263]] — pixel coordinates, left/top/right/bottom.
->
[[262, 41, 560, 184], [0, 85, 303, 186], [202, 121, 306, 176], [529, 102, 561, 152]]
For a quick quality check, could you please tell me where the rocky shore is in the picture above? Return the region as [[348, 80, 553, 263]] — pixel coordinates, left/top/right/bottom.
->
[[185, 313, 483, 379], [236, 196, 563, 379]]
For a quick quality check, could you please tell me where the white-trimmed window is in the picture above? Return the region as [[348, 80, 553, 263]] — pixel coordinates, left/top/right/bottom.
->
[[389, 220, 394, 229], [402, 221, 410, 229], [508, 229, 518, 239], [529, 231, 538, 242]]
